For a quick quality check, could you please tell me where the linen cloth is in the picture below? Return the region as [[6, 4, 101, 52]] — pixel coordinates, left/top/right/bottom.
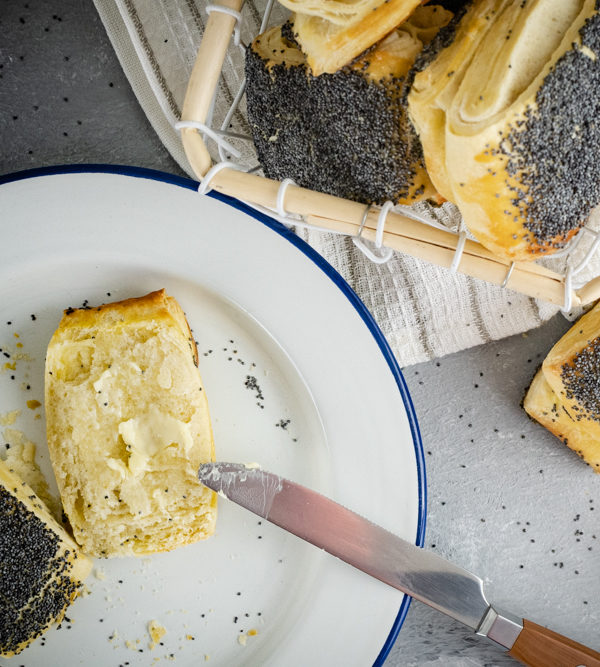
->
[[93, 0, 599, 365]]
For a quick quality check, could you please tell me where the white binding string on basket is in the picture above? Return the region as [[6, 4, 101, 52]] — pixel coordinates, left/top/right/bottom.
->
[[250, 177, 347, 234], [197, 160, 246, 195], [276, 178, 297, 218], [393, 202, 453, 232], [501, 261, 516, 289], [205, 4, 243, 46], [194, 162, 329, 232], [174, 120, 252, 160], [450, 231, 467, 273], [394, 202, 469, 273], [352, 202, 394, 264], [560, 227, 600, 312], [563, 267, 574, 313]]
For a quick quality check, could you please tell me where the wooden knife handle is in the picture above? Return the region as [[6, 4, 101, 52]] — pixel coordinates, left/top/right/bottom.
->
[[508, 619, 600, 667]]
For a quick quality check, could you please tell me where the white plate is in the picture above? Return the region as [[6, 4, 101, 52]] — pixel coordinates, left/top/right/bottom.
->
[[0, 167, 425, 667]]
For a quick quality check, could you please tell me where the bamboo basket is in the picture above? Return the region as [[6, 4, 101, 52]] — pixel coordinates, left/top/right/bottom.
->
[[177, 0, 600, 311]]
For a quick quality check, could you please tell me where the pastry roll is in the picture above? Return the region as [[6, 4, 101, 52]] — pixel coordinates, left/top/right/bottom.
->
[[246, 6, 452, 206], [0, 459, 92, 656], [45, 290, 217, 557], [524, 301, 600, 471], [277, 0, 423, 75], [409, 0, 600, 261]]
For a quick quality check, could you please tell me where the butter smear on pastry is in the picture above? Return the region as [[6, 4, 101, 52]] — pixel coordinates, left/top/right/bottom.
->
[[44, 290, 217, 557]]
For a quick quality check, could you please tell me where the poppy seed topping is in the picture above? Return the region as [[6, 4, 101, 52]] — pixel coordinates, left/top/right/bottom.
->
[[561, 338, 600, 422], [499, 3, 600, 247], [0, 485, 80, 655], [245, 12, 452, 206], [0, 461, 90, 656]]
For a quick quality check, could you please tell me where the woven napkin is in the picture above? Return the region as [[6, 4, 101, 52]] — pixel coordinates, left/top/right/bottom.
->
[[93, 0, 600, 366]]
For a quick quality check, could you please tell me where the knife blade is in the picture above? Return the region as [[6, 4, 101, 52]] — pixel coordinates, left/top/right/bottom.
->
[[199, 462, 600, 667]]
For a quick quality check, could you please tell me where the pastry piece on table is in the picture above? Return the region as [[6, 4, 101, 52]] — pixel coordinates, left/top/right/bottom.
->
[[524, 301, 600, 472], [408, 0, 600, 261], [277, 0, 423, 75], [0, 459, 92, 656], [45, 289, 217, 558], [246, 6, 452, 206]]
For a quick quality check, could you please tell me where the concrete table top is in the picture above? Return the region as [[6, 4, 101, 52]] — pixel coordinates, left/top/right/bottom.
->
[[1, 1, 597, 665]]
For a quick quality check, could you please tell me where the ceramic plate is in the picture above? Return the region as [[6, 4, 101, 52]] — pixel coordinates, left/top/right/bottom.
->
[[0, 166, 425, 667]]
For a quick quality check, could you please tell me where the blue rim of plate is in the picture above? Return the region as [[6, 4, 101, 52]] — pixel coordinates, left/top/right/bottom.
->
[[0, 164, 426, 666]]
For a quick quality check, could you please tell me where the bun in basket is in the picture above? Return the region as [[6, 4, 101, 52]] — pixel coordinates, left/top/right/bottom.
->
[[246, 6, 452, 206], [408, 0, 600, 261], [0, 459, 92, 656], [524, 301, 600, 472], [277, 0, 423, 75], [45, 290, 217, 558]]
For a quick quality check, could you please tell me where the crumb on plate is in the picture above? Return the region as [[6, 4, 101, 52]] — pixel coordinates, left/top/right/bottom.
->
[[148, 620, 166, 650]]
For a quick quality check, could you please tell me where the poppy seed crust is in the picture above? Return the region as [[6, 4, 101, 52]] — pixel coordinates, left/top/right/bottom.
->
[[561, 338, 600, 422], [0, 484, 80, 655], [245, 22, 445, 206], [498, 3, 600, 247]]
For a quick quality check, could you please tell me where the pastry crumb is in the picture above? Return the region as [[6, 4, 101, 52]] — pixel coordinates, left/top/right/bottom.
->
[[79, 585, 92, 598], [94, 568, 106, 580], [0, 409, 20, 425], [237, 628, 258, 646], [148, 620, 166, 649]]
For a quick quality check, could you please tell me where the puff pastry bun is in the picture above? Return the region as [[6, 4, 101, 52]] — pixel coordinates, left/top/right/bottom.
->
[[524, 301, 600, 472], [45, 290, 217, 557], [409, 0, 600, 261], [246, 6, 452, 205]]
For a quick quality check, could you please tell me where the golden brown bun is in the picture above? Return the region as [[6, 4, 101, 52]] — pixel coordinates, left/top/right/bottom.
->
[[246, 6, 452, 206], [524, 301, 600, 472], [0, 459, 92, 656], [280, 0, 422, 75], [45, 289, 217, 558], [409, 0, 600, 261]]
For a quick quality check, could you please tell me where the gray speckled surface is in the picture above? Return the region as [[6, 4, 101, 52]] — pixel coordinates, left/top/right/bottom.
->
[[1, 2, 598, 665]]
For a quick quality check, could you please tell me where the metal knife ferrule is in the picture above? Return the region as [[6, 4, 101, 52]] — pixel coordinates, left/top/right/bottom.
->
[[477, 606, 523, 650]]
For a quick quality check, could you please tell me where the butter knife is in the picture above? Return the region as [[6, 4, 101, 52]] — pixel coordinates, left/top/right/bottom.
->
[[199, 462, 600, 667]]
